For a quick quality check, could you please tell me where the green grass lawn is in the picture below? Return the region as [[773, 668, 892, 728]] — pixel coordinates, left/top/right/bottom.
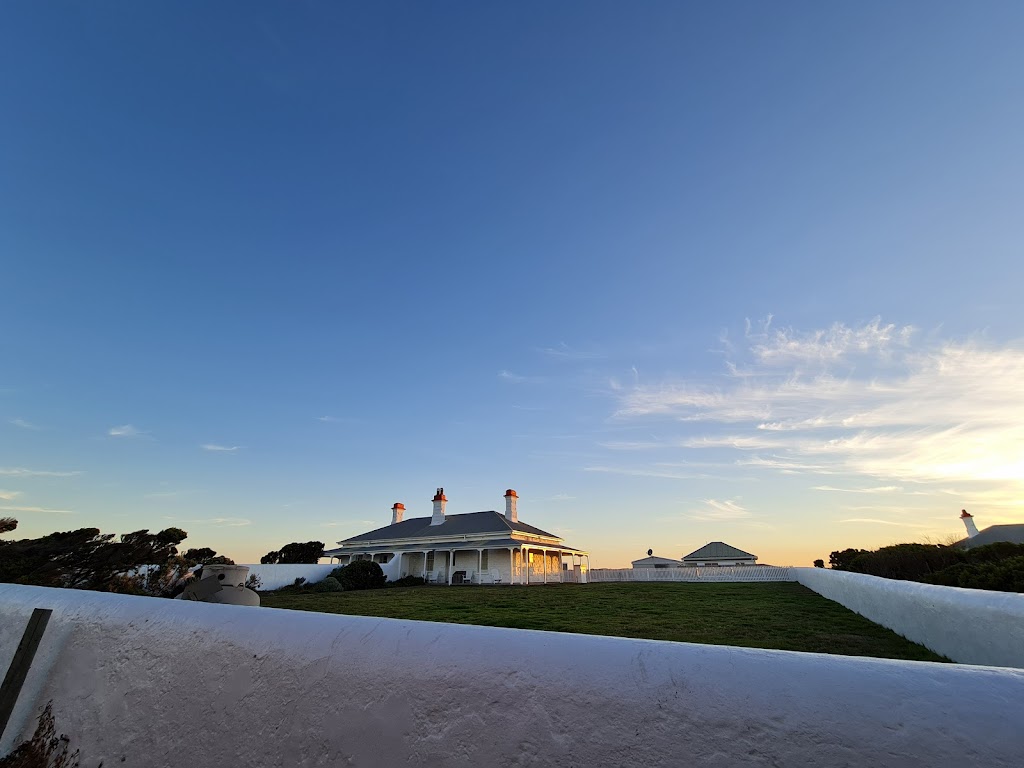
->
[[261, 582, 946, 662]]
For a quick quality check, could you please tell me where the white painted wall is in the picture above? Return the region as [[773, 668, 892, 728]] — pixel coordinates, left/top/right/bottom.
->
[[242, 563, 336, 591], [377, 554, 402, 582], [795, 567, 1024, 668], [2, 584, 1024, 767]]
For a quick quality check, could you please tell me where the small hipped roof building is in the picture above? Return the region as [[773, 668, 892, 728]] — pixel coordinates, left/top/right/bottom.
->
[[681, 541, 757, 566]]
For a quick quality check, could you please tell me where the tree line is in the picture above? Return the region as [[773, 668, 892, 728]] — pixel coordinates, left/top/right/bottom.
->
[[0, 516, 327, 596], [821, 540, 1024, 593]]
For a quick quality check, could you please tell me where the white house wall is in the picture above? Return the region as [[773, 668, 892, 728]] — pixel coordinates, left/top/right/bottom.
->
[[2, 584, 1024, 767], [394, 548, 518, 583], [400, 552, 425, 579], [445, 548, 515, 583]]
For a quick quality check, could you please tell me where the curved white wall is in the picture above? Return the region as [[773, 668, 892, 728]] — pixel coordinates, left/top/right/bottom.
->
[[2, 583, 1024, 766], [242, 563, 337, 591], [795, 567, 1024, 668]]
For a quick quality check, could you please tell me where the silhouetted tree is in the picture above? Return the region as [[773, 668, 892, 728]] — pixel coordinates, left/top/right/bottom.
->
[[183, 547, 234, 565], [0, 517, 17, 535], [828, 548, 871, 571], [261, 541, 324, 564], [0, 523, 231, 596], [813, 559, 825, 568]]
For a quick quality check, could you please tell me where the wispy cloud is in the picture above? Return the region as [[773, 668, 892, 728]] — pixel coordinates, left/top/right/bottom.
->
[[686, 498, 752, 522], [498, 370, 540, 383], [201, 444, 239, 452], [838, 518, 931, 527], [0, 467, 83, 478], [549, 493, 576, 501], [611, 318, 1024, 506], [0, 505, 76, 515], [168, 517, 251, 527], [10, 418, 42, 430], [108, 424, 146, 438], [323, 519, 377, 528], [749, 317, 914, 365], [814, 485, 902, 494], [599, 440, 664, 451], [144, 489, 201, 499], [0, 490, 22, 500], [538, 342, 605, 361], [318, 415, 359, 423], [584, 466, 743, 482]]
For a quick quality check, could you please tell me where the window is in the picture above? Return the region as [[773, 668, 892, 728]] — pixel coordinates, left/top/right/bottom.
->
[[481, 550, 489, 570], [426, 552, 434, 571]]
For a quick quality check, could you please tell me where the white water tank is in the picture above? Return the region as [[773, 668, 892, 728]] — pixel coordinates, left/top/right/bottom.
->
[[179, 564, 260, 606]]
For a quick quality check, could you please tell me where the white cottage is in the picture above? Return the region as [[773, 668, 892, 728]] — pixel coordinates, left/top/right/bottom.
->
[[324, 488, 590, 585]]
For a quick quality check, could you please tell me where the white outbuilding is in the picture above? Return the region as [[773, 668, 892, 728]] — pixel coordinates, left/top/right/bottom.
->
[[631, 552, 682, 569]]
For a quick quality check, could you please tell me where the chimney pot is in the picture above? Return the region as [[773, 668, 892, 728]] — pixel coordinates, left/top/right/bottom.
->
[[431, 488, 447, 526], [391, 503, 405, 525], [504, 488, 518, 523]]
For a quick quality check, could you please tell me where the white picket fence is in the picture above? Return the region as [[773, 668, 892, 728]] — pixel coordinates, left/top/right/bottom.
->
[[589, 566, 794, 582]]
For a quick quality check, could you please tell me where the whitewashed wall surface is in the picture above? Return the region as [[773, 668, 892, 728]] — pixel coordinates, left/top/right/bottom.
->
[[242, 563, 337, 591], [2, 584, 1024, 767], [590, 566, 794, 582], [794, 566, 1024, 669]]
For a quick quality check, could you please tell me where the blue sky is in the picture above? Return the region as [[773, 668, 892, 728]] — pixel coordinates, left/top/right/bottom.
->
[[3, 2, 1023, 566]]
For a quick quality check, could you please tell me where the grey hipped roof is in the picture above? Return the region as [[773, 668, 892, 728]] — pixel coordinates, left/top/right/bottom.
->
[[336, 511, 560, 545], [957, 524, 1024, 549], [682, 541, 757, 561], [324, 537, 585, 556]]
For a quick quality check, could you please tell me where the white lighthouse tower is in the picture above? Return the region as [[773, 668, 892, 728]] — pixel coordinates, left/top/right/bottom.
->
[[960, 509, 980, 538]]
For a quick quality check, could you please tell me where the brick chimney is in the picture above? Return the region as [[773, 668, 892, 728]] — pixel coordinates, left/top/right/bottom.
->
[[431, 488, 447, 526], [504, 489, 518, 523], [960, 509, 979, 538], [391, 503, 405, 525]]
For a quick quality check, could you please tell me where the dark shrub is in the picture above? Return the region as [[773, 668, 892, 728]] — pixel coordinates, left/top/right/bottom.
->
[[271, 576, 309, 594], [963, 542, 1024, 564], [334, 560, 386, 591], [388, 575, 426, 588], [314, 576, 342, 593], [846, 543, 962, 581], [924, 556, 1024, 593]]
